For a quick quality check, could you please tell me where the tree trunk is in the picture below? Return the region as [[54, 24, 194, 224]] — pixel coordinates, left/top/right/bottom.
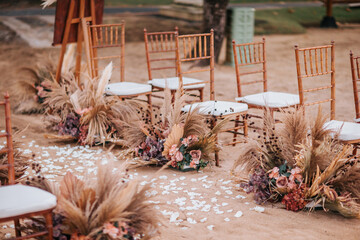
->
[[203, 0, 229, 63]]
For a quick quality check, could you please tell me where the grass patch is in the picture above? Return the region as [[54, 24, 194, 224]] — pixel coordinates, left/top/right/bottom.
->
[[255, 6, 360, 35]]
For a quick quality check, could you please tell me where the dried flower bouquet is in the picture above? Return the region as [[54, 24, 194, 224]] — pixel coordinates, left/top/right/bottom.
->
[[21, 163, 160, 240], [232, 107, 360, 218], [115, 88, 226, 171]]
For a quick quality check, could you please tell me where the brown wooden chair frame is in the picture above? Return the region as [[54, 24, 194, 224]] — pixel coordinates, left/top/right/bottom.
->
[[233, 38, 299, 118], [175, 30, 215, 102], [177, 30, 248, 166], [295, 42, 360, 153], [144, 28, 180, 100], [0, 93, 54, 240], [350, 50, 360, 121], [87, 22, 152, 111]]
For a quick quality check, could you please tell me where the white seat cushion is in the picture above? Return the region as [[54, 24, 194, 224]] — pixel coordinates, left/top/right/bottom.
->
[[151, 77, 206, 90], [105, 82, 152, 96], [0, 184, 57, 219], [354, 118, 360, 123], [235, 91, 300, 108], [182, 101, 248, 116], [323, 120, 360, 141]]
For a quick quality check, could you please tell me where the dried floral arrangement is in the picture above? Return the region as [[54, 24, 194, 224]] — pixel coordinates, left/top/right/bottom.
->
[[43, 62, 142, 146], [232, 107, 360, 218], [21, 163, 160, 239], [11, 45, 76, 114], [115, 88, 226, 171]]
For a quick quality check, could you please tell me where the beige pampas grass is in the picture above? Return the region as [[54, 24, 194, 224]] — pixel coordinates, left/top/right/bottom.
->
[[41, 0, 57, 9], [96, 62, 112, 100]]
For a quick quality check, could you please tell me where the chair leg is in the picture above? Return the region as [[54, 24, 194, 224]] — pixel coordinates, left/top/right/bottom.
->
[[14, 219, 21, 237], [45, 212, 53, 240], [232, 115, 240, 146], [199, 89, 204, 102], [210, 117, 220, 167], [147, 94, 152, 123], [243, 114, 248, 137]]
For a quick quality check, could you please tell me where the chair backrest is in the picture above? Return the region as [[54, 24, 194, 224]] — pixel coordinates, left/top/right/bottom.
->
[[232, 38, 267, 97], [0, 93, 15, 185], [144, 27, 179, 81], [176, 30, 215, 100], [350, 51, 360, 120], [294, 41, 335, 120], [88, 22, 125, 82]]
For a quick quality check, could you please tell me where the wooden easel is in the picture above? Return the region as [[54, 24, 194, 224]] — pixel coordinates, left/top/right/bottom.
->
[[55, 0, 96, 85]]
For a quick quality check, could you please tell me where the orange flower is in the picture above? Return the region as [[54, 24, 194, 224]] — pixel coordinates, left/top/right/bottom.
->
[[269, 167, 279, 179], [187, 135, 199, 145], [289, 167, 303, 183], [190, 160, 197, 169], [181, 137, 190, 146]]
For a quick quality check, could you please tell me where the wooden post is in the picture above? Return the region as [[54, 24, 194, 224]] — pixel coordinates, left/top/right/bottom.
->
[[210, 29, 215, 101], [350, 51, 360, 119], [330, 40, 335, 120], [262, 37, 267, 92], [55, 0, 97, 85], [121, 20, 125, 82], [295, 45, 304, 106], [232, 40, 242, 98], [55, 0, 76, 84]]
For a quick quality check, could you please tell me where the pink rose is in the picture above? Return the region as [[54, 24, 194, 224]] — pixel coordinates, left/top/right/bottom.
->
[[175, 151, 183, 162], [269, 167, 279, 179], [181, 137, 190, 146], [103, 222, 119, 238], [169, 144, 178, 156], [190, 150, 201, 164], [276, 176, 288, 190]]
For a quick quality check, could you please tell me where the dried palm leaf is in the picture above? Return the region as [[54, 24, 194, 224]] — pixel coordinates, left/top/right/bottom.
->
[[162, 124, 184, 156], [231, 139, 262, 175], [95, 62, 112, 100], [183, 106, 207, 137]]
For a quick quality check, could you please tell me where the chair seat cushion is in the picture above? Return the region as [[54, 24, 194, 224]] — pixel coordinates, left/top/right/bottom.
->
[[0, 185, 57, 219], [105, 82, 152, 96], [235, 91, 300, 108], [182, 101, 248, 116], [355, 118, 360, 123], [323, 120, 360, 141], [151, 77, 206, 90]]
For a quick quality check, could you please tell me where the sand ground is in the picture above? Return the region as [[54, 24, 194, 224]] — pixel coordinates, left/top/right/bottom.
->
[[0, 22, 360, 239]]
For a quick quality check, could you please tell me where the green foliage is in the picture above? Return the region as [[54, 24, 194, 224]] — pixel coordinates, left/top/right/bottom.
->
[[255, 6, 360, 35]]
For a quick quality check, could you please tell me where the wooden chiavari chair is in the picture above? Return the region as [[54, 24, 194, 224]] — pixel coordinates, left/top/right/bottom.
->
[[0, 93, 57, 239], [350, 51, 360, 123], [87, 22, 152, 110], [232, 38, 299, 118], [144, 28, 207, 102], [180, 30, 249, 166], [295, 42, 360, 154]]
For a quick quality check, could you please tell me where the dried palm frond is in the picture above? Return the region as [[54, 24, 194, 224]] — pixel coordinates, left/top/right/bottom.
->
[[324, 195, 360, 218], [162, 124, 184, 156], [311, 106, 333, 148], [95, 62, 112, 100], [62, 44, 76, 75], [306, 145, 352, 198], [160, 86, 172, 125], [279, 107, 308, 165]]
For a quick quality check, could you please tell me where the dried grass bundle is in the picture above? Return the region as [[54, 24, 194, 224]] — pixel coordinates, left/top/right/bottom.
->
[[24, 163, 160, 239], [0, 146, 30, 185], [278, 107, 308, 165]]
